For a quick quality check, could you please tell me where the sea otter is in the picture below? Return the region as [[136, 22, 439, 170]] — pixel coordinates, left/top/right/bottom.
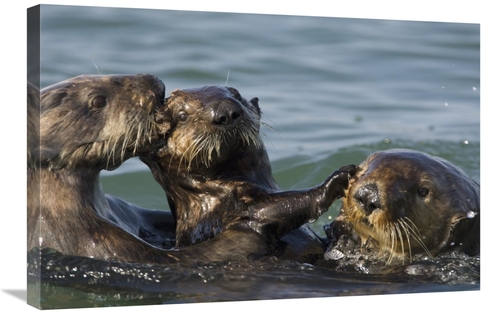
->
[[27, 74, 178, 262], [141, 86, 356, 262], [28, 78, 355, 264], [324, 148, 480, 265]]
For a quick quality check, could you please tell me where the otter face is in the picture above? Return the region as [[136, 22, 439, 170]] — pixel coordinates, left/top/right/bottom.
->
[[158, 86, 262, 170], [342, 149, 479, 263], [39, 74, 166, 171]]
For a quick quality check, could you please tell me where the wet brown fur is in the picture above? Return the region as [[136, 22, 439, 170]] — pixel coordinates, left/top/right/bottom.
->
[[141, 86, 355, 263], [328, 149, 480, 264], [28, 79, 354, 264], [27, 74, 180, 263]]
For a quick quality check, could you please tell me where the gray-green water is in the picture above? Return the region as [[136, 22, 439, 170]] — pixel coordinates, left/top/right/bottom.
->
[[31, 5, 480, 309]]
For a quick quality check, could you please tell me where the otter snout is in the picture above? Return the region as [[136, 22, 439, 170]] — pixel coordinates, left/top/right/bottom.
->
[[209, 99, 243, 126], [353, 183, 381, 215]]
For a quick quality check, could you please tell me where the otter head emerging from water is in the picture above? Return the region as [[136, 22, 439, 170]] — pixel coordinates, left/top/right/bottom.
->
[[326, 149, 480, 265]]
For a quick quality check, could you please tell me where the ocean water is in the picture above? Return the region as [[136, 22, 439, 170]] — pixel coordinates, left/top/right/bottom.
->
[[31, 5, 480, 309]]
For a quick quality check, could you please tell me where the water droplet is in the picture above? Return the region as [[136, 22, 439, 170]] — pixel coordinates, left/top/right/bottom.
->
[[466, 211, 477, 218]]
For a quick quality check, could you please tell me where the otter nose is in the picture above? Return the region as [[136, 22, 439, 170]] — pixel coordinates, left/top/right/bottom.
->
[[354, 183, 381, 215], [210, 99, 243, 125]]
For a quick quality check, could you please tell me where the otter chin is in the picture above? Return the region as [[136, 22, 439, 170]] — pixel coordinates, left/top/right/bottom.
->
[[326, 148, 479, 265], [141, 86, 357, 263]]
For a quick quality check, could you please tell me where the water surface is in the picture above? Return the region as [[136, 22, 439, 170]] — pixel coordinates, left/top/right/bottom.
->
[[32, 5, 480, 309]]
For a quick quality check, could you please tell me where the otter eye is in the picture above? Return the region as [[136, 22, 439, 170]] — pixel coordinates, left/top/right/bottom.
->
[[178, 111, 188, 122], [417, 188, 430, 198], [91, 96, 106, 109]]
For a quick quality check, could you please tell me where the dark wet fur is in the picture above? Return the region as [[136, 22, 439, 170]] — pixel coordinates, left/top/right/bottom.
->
[[141, 86, 357, 263], [27, 75, 180, 263], [324, 149, 480, 267], [28, 79, 355, 265]]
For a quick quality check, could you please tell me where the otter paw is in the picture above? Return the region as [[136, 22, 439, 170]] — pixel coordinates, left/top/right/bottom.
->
[[337, 164, 359, 177], [326, 164, 359, 198]]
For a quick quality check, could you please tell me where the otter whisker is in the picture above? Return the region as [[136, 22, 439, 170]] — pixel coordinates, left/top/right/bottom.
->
[[171, 119, 261, 174], [187, 138, 203, 169], [177, 139, 196, 173], [134, 115, 147, 150], [211, 134, 222, 161], [402, 220, 430, 256], [386, 224, 396, 265], [136, 115, 149, 149], [398, 219, 413, 263], [260, 120, 275, 132], [147, 117, 155, 143], [167, 153, 177, 175], [120, 123, 134, 163], [199, 133, 217, 165], [191, 135, 209, 168], [108, 134, 122, 168], [115, 122, 129, 164], [103, 138, 113, 169], [402, 217, 423, 239], [188, 134, 207, 168], [394, 222, 405, 264], [401, 218, 432, 257], [239, 124, 254, 147], [383, 224, 396, 265], [177, 134, 205, 173], [101, 128, 122, 169], [132, 121, 143, 155]]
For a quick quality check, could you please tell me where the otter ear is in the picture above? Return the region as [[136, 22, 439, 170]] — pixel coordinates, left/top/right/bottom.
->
[[250, 97, 259, 107], [249, 97, 261, 115]]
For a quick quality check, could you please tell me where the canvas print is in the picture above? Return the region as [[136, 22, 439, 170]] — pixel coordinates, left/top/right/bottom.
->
[[27, 5, 480, 310]]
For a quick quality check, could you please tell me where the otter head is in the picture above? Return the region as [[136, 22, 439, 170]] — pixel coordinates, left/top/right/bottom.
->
[[38, 74, 167, 171], [155, 85, 263, 173], [342, 149, 480, 263]]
